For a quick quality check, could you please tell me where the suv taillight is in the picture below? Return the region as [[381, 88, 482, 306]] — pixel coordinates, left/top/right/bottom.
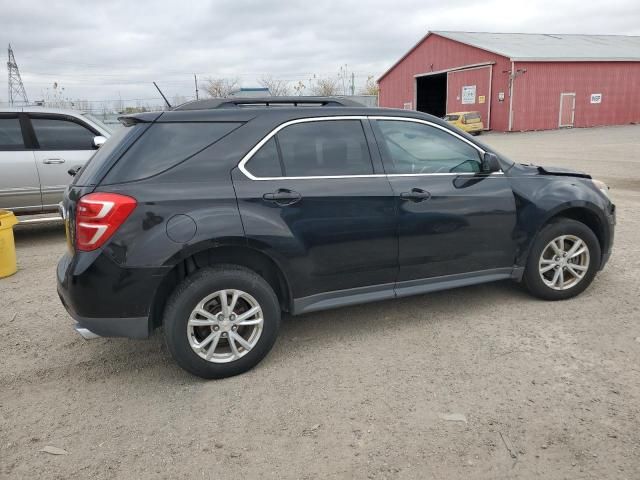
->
[[76, 193, 137, 251]]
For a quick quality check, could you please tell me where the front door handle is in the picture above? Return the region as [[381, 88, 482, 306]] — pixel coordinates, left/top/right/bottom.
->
[[400, 188, 431, 202], [43, 158, 65, 164], [263, 189, 302, 206]]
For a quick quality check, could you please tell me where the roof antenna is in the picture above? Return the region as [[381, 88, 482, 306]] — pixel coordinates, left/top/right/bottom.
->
[[153, 81, 172, 109]]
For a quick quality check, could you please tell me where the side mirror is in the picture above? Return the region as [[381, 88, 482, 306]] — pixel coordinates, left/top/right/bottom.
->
[[93, 136, 107, 149], [482, 152, 501, 173]]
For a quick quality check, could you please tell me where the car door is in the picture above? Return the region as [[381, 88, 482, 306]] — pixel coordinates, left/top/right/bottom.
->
[[28, 114, 100, 209], [0, 113, 42, 212], [232, 117, 398, 312], [370, 116, 517, 285]]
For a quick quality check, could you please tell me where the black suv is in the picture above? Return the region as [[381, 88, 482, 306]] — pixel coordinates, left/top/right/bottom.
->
[[57, 97, 615, 379]]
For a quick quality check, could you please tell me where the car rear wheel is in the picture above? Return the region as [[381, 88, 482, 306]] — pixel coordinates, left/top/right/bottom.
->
[[163, 265, 280, 379], [523, 218, 601, 300]]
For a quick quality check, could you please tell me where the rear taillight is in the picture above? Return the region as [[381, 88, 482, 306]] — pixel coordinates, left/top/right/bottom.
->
[[76, 192, 137, 251]]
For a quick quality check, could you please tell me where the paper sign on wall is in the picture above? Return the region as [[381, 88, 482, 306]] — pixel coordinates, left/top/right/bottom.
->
[[590, 93, 602, 104], [403, 102, 413, 110], [478, 95, 486, 104], [462, 85, 476, 104]]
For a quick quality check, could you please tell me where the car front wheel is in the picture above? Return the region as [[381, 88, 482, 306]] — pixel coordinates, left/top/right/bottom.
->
[[163, 265, 280, 379], [523, 219, 601, 301]]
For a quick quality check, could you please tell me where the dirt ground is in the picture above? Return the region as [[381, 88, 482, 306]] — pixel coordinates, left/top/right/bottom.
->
[[1, 125, 639, 479]]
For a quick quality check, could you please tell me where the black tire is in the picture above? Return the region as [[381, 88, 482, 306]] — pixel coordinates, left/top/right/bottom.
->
[[163, 265, 280, 379], [523, 218, 601, 301]]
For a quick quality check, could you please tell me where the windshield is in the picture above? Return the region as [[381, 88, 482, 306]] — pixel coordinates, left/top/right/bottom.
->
[[81, 112, 114, 135], [443, 115, 459, 121]]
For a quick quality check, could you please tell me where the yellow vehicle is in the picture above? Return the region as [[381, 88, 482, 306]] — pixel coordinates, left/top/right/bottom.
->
[[443, 111, 484, 135]]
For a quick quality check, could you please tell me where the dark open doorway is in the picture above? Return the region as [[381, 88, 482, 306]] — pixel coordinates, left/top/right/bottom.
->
[[416, 73, 447, 118]]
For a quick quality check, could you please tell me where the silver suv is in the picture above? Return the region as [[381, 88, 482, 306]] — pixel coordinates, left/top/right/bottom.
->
[[0, 107, 111, 215]]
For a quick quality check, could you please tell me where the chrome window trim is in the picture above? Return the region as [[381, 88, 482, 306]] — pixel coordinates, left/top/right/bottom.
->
[[237, 115, 502, 181]]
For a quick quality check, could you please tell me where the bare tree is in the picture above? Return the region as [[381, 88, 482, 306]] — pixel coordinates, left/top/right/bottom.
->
[[203, 77, 240, 98], [292, 80, 306, 96], [309, 76, 340, 96], [359, 75, 379, 97], [258, 75, 291, 96]]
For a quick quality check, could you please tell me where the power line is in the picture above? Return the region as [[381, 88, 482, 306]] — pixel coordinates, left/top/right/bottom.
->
[[7, 44, 29, 105]]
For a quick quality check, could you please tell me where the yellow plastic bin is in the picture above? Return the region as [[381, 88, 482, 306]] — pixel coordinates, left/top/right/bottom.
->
[[0, 210, 19, 278]]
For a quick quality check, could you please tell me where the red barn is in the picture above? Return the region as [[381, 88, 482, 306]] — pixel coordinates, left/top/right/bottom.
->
[[378, 31, 640, 131]]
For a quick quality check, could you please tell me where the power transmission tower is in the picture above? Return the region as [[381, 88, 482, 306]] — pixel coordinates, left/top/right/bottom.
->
[[7, 44, 29, 106]]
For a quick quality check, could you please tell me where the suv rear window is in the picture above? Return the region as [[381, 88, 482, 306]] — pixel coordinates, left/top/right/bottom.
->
[[464, 113, 481, 121], [103, 122, 240, 184]]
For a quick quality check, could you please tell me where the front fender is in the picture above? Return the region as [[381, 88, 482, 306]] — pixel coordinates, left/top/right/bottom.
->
[[510, 176, 610, 267]]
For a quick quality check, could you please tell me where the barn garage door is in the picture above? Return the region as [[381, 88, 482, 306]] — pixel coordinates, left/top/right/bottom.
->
[[446, 66, 492, 130]]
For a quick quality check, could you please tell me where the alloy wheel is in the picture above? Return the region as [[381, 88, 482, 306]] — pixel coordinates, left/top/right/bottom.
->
[[538, 234, 590, 291], [187, 289, 264, 363]]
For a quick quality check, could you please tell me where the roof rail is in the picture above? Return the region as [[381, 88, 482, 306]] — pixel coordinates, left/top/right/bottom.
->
[[173, 96, 365, 111]]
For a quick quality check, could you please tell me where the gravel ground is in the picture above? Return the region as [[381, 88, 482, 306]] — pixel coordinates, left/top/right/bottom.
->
[[1, 125, 639, 479]]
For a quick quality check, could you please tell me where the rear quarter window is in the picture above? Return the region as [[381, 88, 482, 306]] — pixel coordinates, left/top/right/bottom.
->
[[102, 122, 241, 184]]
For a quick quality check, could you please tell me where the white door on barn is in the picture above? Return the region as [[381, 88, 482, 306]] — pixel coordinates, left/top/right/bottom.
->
[[559, 93, 576, 127]]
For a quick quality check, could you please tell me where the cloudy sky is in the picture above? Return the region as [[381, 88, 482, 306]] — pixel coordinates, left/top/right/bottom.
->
[[1, 0, 639, 110]]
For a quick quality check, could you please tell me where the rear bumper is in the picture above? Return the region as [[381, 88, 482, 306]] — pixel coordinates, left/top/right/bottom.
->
[[57, 251, 169, 339], [58, 289, 150, 338]]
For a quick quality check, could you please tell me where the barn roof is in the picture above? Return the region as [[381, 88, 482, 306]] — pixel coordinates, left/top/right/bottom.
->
[[434, 31, 640, 62], [379, 31, 640, 81]]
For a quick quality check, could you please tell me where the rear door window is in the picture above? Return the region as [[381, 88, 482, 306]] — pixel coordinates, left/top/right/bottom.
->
[[276, 120, 373, 177], [243, 119, 374, 178], [0, 116, 26, 149], [103, 122, 241, 183], [31, 117, 97, 150]]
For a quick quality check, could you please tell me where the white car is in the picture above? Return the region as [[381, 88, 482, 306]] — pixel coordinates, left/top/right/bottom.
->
[[0, 107, 112, 218]]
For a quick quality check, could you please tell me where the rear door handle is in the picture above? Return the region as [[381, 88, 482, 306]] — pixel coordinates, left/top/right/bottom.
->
[[43, 158, 65, 164], [263, 189, 302, 206], [400, 188, 431, 202]]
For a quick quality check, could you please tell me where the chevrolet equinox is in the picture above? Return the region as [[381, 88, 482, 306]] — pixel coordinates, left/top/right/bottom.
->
[[56, 97, 616, 379]]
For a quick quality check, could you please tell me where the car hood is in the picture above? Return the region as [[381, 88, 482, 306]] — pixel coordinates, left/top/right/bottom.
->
[[537, 165, 591, 178], [512, 163, 591, 179]]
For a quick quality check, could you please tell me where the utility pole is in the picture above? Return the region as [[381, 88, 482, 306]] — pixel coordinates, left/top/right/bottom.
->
[[194, 74, 199, 100], [351, 72, 355, 96], [7, 44, 29, 106]]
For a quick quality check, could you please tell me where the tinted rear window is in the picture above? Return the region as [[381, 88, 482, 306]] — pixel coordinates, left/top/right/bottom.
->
[[74, 124, 140, 186], [103, 122, 240, 184], [464, 113, 481, 121], [444, 115, 459, 121]]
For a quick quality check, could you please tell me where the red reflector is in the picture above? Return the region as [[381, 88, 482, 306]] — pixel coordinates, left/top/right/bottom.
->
[[76, 193, 137, 251]]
